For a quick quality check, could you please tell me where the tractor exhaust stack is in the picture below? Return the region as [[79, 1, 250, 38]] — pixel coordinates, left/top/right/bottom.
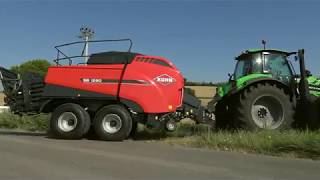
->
[[298, 49, 310, 102]]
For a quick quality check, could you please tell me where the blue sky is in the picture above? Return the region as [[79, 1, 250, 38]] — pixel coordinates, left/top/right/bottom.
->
[[0, 0, 320, 82]]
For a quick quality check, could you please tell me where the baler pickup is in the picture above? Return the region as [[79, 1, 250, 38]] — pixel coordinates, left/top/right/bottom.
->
[[0, 67, 45, 114]]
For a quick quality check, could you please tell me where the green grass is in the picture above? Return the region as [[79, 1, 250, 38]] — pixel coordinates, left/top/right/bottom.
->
[[136, 123, 320, 159], [0, 112, 48, 131], [0, 112, 319, 159]]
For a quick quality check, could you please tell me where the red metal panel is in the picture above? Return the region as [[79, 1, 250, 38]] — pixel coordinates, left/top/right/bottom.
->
[[45, 65, 124, 96], [119, 56, 184, 113]]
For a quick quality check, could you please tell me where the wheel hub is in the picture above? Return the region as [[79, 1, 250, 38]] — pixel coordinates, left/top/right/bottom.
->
[[68, 119, 75, 126], [102, 114, 122, 134], [258, 108, 268, 118], [110, 121, 117, 127], [57, 112, 78, 132], [251, 95, 284, 129], [165, 120, 177, 132]]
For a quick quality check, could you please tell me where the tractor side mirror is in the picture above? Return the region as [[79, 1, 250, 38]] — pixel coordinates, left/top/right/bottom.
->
[[228, 73, 234, 81]]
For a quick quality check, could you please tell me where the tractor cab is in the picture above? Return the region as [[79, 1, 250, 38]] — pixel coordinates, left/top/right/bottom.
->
[[234, 49, 296, 85]]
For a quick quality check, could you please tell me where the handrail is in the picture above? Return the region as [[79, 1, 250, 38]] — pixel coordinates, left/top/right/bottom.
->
[[53, 39, 133, 65], [54, 39, 133, 50]]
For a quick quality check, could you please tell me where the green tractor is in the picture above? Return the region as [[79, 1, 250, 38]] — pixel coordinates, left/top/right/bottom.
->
[[209, 43, 320, 130]]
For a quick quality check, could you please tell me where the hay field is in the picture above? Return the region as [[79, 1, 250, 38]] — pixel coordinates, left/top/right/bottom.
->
[[0, 93, 4, 106], [185, 86, 216, 106]]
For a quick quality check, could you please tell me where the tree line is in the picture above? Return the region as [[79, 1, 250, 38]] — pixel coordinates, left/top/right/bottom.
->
[[10, 59, 51, 76]]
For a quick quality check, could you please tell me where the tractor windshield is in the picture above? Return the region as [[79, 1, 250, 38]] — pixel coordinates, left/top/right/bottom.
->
[[263, 53, 292, 76], [234, 53, 262, 79]]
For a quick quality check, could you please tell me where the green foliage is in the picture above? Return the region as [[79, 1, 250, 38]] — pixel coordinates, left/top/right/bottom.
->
[[10, 59, 51, 76], [184, 78, 215, 86], [212, 81, 227, 86], [185, 81, 215, 86], [0, 112, 49, 131]]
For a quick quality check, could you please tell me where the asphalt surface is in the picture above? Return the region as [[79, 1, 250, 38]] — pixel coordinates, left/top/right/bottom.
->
[[0, 130, 319, 180]]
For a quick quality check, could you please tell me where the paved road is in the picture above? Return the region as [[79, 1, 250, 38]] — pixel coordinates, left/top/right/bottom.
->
[[0, 130, 319, 180]]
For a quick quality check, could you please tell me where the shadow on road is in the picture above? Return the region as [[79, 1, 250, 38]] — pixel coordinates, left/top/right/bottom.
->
[[132, 132, 168, 141], [84, 130, 168, 141], [0, 129, 174, 141]]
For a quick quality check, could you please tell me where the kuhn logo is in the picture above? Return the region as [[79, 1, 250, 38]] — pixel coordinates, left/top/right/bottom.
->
[[154, 74, 176, 85]]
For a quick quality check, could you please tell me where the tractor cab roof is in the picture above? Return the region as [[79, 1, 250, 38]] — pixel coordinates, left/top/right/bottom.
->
[[235, 48, 296, 60]]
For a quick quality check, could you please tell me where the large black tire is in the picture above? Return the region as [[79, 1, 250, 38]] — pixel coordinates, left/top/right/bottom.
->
[[214, 99, 234, 130], [306, 96, 320, 130], [236, 83, 294, 130], [296, 95, 320, 130], [129, 121, 138, 138], [312, 98, 320, 129], [93, 105, 132, 141], [50, 103, 91, 139]]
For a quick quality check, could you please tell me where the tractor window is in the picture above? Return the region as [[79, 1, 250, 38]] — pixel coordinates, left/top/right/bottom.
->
[[264, 53, 292, 83], [234, 60, 250, 79], [234, 53, 262, 79]]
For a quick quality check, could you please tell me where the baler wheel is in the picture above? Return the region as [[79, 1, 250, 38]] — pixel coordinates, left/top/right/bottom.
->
[[93, 105, 132, 141], [49, 103, 91, 139]]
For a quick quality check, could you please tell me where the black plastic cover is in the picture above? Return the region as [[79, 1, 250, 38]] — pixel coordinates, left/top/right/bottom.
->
[[87, 51, 140, 65], [183, 91, 201, 108]]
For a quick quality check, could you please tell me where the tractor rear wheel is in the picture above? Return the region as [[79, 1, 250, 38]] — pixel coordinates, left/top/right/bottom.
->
[[236, 83, 294, 130], [93, 104, 132, 141]]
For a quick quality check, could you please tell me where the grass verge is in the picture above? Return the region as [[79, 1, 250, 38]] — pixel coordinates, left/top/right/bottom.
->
[[136, 123, 320, 159], [0, 112, 48, 132]]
